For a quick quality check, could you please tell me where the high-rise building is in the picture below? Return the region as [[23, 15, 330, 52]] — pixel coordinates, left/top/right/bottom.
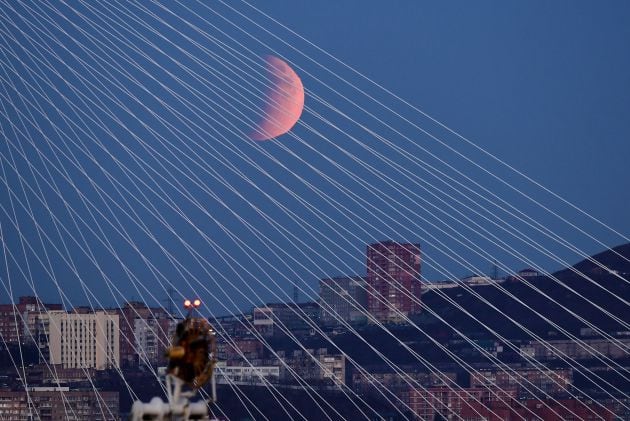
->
[[115, 301, 171, 368], [134, 315, 178, 368], [0, 296, 62, 345], [47, 310, 119, 370], [366, 241, 422, 324], [319, 276, 368, 326]]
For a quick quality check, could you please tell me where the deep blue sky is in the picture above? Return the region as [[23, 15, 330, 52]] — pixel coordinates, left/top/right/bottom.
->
[[262, 0, 630, 212], [0, 1, 628, 315]]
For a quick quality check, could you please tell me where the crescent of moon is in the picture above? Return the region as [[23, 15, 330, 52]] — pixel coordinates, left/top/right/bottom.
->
[[250, 56, 305, 141]]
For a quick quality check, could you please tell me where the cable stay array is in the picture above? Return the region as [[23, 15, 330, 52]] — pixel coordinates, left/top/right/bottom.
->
[[0, 2, 627, 420]]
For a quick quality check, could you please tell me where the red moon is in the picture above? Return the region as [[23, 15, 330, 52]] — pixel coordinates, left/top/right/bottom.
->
[[250, 56, 304, 141]]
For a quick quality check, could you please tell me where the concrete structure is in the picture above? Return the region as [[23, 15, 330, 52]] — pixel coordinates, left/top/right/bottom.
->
[[115, 302, 171, 368], [421, 281, 459, 292], [0, 296, 62, 345], [352, 369, 456, 406], [214, 361, 280, 385], [252, 302, 319, 337], [409, 386, 518, 420], [134, 315, 178, 368], [517, 268, 540, 278], [461, 274, 496, 286], [208, 313, 253, 338], [221, 337, 264, 363], [507, 268, 542, 282], [470, 368, 572, 399], [0, 388, 119, 420], [318, 353, 346, 386], [39, 365, 96, 384], [25, 311, 53, 363], [458, 398, 616, 421], [47, 311, 119, 370], [319, 276, 368, 326], [366, 241, 422, 324], [281, 348, 347, 387], [520, 338, 630, 360]]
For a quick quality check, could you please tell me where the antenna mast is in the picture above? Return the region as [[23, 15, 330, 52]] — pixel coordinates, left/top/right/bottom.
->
[[491, 259, 499, 280]]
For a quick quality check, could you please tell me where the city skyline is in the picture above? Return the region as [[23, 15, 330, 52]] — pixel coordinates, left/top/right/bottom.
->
[[0, 236, 576, 314], [0, 239, 627, 419]]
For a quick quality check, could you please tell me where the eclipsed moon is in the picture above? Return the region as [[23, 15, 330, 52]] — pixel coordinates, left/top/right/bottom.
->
[[250, 56, 304, 141]]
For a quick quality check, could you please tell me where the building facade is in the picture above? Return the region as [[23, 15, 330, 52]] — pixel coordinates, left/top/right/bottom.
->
[[319, 276, 368, 326], [409, 386, 518, 420], [458, 397, 616, 421], [0, 388, 119, 421], [281, 348, 347, 387], [352, 369, 456, 406], [0, 296, 62, 345], [221, 337, 264, 363], [47, 311, 119, 370], [318, 353, 346, 386], [366, 241, 422, 324], [115, 302, 172, 368], [470, 368, 572, 399], [252, 302, 319, 337], [214, 361, 280, 385], [520, 338, 630, 360], [133, 315, 177, 368]]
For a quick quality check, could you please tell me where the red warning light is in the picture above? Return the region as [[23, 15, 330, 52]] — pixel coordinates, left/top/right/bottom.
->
[[193, 299, 201, 308]]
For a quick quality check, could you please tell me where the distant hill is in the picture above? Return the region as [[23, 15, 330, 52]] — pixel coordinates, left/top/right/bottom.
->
[[420, 243, 630, 340], [554, 243, 630, 278]]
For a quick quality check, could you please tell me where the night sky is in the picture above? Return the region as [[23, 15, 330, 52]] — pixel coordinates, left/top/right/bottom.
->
[[0, 1, 628, 315]]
